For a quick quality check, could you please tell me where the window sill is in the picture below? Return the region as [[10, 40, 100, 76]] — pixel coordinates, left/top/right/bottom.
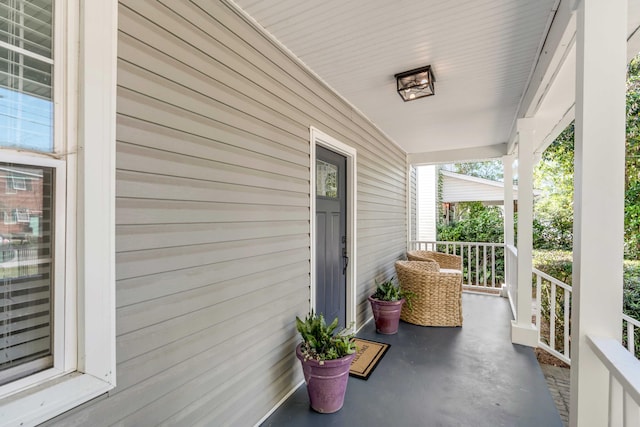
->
[[0, 372, 114, 426]]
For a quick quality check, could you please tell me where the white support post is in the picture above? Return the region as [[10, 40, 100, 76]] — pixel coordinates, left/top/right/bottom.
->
[[511, 119, 537, 347], [502, 155, 515, 298], [570, 0, 626, 426], [503, 155, 515, 248]]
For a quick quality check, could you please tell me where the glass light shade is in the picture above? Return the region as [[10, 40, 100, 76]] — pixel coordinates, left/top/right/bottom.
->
[[395, 65, 435, 102]]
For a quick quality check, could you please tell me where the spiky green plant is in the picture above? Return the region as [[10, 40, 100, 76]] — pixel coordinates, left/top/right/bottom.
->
[[372, 278, 415, 311], [295, 311, 356, 361]]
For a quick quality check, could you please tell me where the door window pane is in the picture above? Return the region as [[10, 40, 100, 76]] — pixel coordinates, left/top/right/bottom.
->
[[316, 159, 338, 198], [0, 162, 53, 385]]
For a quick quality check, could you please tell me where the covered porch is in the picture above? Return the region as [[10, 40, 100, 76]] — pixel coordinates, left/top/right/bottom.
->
[[5, 1, 640, 425], [263, 293, 562, 426]]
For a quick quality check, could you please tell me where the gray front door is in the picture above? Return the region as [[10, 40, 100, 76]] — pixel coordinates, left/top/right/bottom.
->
[[315, 145, 347, 327]]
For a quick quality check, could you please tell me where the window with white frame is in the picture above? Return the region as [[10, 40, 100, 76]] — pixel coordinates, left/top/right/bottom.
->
[[0, 0, 59, 387], [0, 0, 116, 424], [9, 175, 27, 191]]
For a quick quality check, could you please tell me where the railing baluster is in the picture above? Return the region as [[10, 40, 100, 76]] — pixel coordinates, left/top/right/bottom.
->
[[475, 245, 479, 286], [628, 321, 635, 355], [536, 274, 542, 342], [482, 245, 487, 286], [550, 282, 556, 350], [491, 245, 496, 287], [609, 374, 623, 427], [467, 244, 472, 286], [564, 289, 570, 359]]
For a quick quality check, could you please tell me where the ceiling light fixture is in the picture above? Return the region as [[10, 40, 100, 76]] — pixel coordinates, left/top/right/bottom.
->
[[394, 65, 435, 102]]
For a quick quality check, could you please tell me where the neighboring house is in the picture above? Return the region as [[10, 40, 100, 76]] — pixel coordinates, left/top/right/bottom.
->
[[0, 1, 636, 426], [440, 170, 524, 223], [416, 167, 523, 239], [0, 166, 44, 239]]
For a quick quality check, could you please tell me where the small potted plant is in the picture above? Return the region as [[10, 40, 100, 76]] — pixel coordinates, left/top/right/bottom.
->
[[295, 312, 356, 413], [368, 278, 413, 334]]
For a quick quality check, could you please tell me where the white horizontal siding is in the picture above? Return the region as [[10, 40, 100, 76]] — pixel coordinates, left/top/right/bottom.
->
[[417, 165, 437, 241], [442, 173, 518, 203], [46, 1, 407, 426]]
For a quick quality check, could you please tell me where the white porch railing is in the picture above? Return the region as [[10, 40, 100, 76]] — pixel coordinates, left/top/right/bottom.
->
[[534, 268, 572, 365], [409, 240, 504, 291], [588, 336, 640, 426], [411, 240, 640, 363], [531, 268, 640, 364], [623, 314, 640, 357], [505, 244, 517, 319]]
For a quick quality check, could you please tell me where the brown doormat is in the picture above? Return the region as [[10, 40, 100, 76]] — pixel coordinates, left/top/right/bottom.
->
[[349, 338, 390, 380]]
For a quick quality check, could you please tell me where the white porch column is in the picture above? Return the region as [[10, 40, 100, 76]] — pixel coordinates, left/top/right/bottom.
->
[[570, 0, 626, 426], [502, 155, 515, 299], [511, 119, 537, 347], [502, 155, 515, 247]]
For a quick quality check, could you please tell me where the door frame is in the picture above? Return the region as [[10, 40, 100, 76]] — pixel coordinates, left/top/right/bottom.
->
[[310, 126, 357, 331]]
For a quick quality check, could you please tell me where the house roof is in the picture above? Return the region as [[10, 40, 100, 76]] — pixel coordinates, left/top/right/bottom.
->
[[230, 1, 640, 162], [441, 170, 529, 204]]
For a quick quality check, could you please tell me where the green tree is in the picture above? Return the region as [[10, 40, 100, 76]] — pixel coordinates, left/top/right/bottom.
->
[[437, 201, 504, 243], [533, 124, 574, 250], [625, 56, 640, 259], [452, 160, 503, 181]]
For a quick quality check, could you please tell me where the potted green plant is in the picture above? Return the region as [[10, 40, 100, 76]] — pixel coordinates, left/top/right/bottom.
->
[[295, 312, 356, 413], [368, 278, 413, 334]]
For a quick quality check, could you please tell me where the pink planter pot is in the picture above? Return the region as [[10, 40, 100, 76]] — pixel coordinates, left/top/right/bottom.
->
[[296, 343, 355, 413], [368, 296, 405, 334]]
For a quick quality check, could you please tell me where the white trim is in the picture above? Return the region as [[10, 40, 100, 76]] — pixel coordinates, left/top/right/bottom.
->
[[76, 0, 118, 382], [310, 127, 358, 330], [0, 374, 112, 426]]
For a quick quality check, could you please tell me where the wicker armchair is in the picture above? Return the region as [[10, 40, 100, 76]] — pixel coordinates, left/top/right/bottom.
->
[[407, 250, 462, 271], [395, 260, 463, 327]]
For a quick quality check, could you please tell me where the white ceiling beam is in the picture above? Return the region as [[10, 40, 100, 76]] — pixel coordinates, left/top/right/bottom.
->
[[408, 143, 507, 166]]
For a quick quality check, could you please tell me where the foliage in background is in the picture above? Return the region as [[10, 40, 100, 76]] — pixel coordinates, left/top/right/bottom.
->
[[533, 125, 574, 251], [529, 55, 640, 256], [438, 162, 504, 244], [437, 202, 504, 243], [451, 160, 503, 181], [625, 56, 640, 259], [532, 250, 573, 285], [437, 202, 505, 284], [533, 250, 640, 358]]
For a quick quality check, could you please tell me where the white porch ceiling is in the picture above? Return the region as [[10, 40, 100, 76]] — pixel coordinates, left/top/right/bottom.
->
[[232, 0, 558, 156]]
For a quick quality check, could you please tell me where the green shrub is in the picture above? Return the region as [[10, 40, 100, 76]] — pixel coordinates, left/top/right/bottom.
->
[[533, 251, 640, 358], [437, 202, 505, 285], [533, 250, 572, 285]]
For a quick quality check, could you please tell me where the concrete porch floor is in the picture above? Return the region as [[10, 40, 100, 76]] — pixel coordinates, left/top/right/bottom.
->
[[262, 293, 562, 427]]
